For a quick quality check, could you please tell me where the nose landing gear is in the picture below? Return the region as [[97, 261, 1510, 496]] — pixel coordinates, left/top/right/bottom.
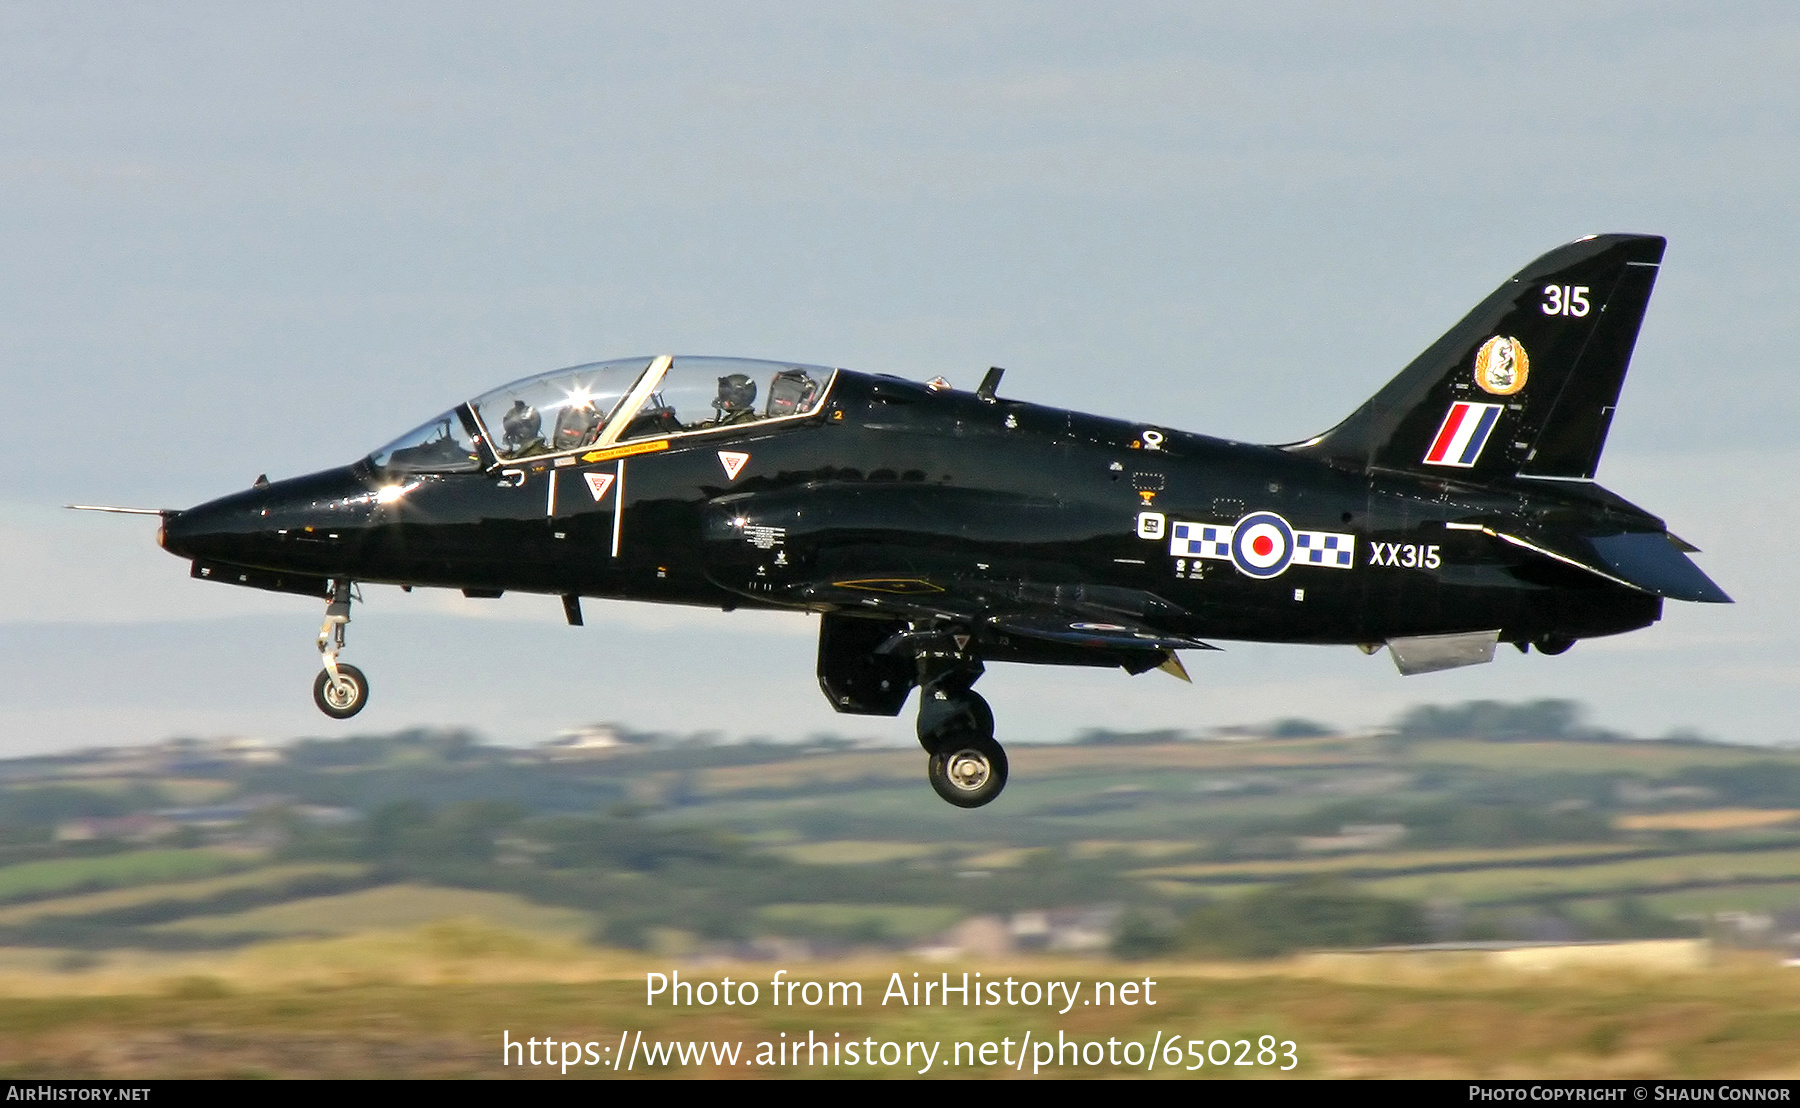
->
[[917, 672, 1007, 808], [313, 662, 369, 719], [312, 581, 369, 719]]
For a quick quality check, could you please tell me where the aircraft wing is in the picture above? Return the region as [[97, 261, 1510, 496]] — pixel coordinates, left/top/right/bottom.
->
[[743, 575, 1217, 655], [981, 612, 1218, 652], [701, 488, 1218, 663]]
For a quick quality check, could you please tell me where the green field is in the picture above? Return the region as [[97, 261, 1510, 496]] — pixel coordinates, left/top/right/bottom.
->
[[151, 884, 598, 942], [1136, 843, 1647, 884], [0, 864, 366, 926], [1406, 739, 1795, 774], [755, 903, 966, 942], [1364, 847, 1800, 904], [0, 850, 253, 904], [1627, 883, 1800, 917], [771, 841, 948, 865]]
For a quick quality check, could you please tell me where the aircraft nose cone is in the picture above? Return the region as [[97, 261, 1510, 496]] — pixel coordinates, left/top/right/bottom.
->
[[159, 466, 371, 568], [159, 492, 262, 561]]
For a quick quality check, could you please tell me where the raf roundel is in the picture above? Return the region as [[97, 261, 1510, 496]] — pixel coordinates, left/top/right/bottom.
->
[[1229, 511, 1295, 579]]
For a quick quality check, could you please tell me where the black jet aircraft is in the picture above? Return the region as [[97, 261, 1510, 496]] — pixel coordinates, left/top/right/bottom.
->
[[80, 233, 1729, 807]]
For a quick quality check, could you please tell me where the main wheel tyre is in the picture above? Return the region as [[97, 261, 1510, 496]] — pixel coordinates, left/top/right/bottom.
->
[[927, 734, 1008, 808], [313, 664, 369, 719]]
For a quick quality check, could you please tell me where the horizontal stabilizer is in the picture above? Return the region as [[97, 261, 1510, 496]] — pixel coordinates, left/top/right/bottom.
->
[[1587, 533, 1731, 603], [1497, 529, 1731, 603]]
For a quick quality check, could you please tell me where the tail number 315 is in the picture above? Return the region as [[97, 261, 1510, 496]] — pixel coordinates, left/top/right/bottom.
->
[[1542, 285, 1590, 317]]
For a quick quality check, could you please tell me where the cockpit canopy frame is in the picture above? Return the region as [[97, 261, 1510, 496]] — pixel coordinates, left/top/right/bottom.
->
[[368, 355, 838, 475]]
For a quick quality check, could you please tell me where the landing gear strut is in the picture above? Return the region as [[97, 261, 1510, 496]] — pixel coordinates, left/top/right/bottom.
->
[[917, 672, 1007, 809], [312, 580, 369, 719]]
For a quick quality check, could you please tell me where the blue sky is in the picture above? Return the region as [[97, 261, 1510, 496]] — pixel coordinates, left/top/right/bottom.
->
[[2, 3, 1795, 751]]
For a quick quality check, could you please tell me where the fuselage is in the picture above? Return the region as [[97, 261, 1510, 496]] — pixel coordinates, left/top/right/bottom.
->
[[161, 366, 1662, 649]]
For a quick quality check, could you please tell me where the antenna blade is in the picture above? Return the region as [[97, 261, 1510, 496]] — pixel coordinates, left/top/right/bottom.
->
[[976, 366, 1005, 401]]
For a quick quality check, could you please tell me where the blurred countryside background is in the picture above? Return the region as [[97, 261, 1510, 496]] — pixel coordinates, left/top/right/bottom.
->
[[0, 701, 1797, 1076]]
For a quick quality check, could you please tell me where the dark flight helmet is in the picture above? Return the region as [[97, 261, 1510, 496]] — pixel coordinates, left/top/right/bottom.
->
[[501, 399, 541, 451], [715, 373, 757, 414]]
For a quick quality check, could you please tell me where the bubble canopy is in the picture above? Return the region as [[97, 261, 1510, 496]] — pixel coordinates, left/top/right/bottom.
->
[[470, 356, 656, 462], [367, 356, 836, 473], [366, 411, 480, 474]]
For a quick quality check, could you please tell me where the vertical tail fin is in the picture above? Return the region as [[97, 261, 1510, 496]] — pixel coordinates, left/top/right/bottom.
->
[[1292, 234, 1665, 480]]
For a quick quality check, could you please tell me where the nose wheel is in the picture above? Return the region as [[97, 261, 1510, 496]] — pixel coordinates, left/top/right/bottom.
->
[[313, 663, 369, 719], [918, 686, 1007, 808], [312, 581, 369, 719]]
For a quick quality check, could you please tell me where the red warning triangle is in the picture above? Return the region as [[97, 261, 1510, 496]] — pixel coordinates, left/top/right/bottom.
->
[[717, 451, 750, 480], [582, 472, 615, 502]]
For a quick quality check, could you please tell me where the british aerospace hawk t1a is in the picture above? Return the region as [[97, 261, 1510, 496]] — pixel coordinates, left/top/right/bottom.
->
[[81, 233, 1728, 807]]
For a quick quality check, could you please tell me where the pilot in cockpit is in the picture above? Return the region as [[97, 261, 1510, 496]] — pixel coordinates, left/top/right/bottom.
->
[[709, 374, 760, 427], [501, 400, 543, 455]]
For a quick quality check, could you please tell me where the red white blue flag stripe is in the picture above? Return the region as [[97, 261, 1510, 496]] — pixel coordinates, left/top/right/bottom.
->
[[1423, 401, 1503, 468]]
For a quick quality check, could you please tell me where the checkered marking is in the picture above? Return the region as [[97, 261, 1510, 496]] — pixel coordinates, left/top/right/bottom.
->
[[1294, 531, 1355, 568], [1170, 517, 1356, 575], [1169, 521, 1232, 560]]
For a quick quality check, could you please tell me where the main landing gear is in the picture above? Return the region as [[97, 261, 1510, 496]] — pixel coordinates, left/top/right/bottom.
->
[[312, 581, 369, 719], [917, 672, 1007, 809], [813, 613, 1011, 808]]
